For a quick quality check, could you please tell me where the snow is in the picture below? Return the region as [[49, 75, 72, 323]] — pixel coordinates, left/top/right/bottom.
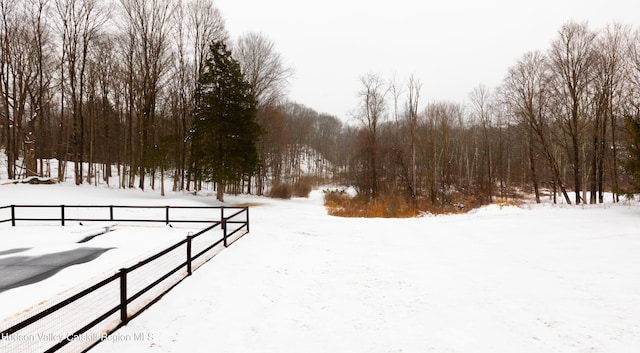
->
[[0, 183, 217, 323], [0, 224, 203, 316], [1, 182, 640, 352]]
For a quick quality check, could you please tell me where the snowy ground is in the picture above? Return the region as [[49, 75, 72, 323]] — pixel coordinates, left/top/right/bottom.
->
[[1, 182, 640, 352], [0, 224, 203, 320], [0, 183, 223, 322]]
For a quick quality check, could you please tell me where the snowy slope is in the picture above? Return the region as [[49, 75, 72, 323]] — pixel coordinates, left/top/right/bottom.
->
[[79, 191, 640, 353], [1, 180, 639, 352]]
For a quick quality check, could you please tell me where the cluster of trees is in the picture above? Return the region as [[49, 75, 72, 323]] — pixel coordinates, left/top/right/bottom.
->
[[2, 3, 640, 210], [0, 0, 288, 200], [348, 21, 640, 208]]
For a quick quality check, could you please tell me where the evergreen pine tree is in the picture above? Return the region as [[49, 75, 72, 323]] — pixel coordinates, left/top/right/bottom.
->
[[189, 41, 261, 201]]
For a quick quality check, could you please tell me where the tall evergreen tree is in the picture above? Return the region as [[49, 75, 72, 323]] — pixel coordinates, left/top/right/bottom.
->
[[189, 40, 261, 201]]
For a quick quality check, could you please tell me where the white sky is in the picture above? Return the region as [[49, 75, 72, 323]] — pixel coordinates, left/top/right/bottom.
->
[[214, 0, 640, 119]]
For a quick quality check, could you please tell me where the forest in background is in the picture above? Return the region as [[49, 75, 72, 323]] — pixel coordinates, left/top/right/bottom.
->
[[2, 0, 640, 214]]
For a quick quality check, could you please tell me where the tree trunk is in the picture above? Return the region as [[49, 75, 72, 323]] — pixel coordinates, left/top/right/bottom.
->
[[216, 181, 225, 202], [527, 139, 541, 203]]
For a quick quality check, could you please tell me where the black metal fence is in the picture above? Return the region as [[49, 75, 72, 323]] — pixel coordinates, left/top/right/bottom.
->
[[0, 205, 249, 353], [0, 204, 250, 229]]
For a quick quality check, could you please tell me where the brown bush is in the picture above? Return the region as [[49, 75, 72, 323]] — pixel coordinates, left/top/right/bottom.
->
[[323, 190, 351, 213], [269, 184, 292, 199], [323, 191, 419, 218], [293, 181, 312, 198], [268, 181, 312, 199], [324, 189, 522, 218]]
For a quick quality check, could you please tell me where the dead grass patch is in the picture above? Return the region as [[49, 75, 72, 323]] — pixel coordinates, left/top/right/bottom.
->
[[324, 192, 419, 218], [324, 190, 524, 218]]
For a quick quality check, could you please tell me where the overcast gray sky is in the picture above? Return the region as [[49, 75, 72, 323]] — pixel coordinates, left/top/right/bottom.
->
[[214, 0, 640, 119]]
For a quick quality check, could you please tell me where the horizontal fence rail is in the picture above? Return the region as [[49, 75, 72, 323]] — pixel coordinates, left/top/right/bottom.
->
[[0, 205, 242, 227], [0, 205, 249, 353]]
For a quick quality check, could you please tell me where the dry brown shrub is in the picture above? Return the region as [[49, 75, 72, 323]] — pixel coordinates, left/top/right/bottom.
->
[[293, 181, 312, 198], [384, 195, 420, 218], [324, 188, 525, 218], [324, 191, 419, 218], [324, 191, 354, 216], [269, 184, 292, 199], [269, 177, 316, 199]]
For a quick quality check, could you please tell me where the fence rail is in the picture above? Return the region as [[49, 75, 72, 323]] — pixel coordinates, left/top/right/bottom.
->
[[0, 204, 239, 226], [0, 204, 249, 353]]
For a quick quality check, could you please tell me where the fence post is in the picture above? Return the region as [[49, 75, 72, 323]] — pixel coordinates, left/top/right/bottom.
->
[[223, 217, 228, 247], [119, 268, 129, 325], [110, 206, 114, 221], [61, 205, 65, 226], [220, 207, 228, 246], [10, 205, 15, 226], [246, 207, 249, 232], [186, 233, 193, 276], [165, 206, 170, 225]]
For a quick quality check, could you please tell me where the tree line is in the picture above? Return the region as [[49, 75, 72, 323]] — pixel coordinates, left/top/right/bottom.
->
[[347, 21, 640, 211], [0, 0, 289, 199], [2, 2, 640, 209]]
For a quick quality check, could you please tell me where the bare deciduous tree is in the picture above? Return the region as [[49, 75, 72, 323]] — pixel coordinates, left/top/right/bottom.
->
[[355, 73, 387, 199], [469, 84, 494, 202], [1, 0, 54, 179], [406, 75, 421, 200], [234, 32, 292, 193], [187, 0, 227, 85], [548, 21, 597, 204], [503, 51, 572, 204], [234, 32, 293, 109], [118, 0, 175, 190], [55, 0, 108, 184], [590, 23, 630, 203]]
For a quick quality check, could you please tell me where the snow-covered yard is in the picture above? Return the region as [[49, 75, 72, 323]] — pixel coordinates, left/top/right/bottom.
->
[[2, 182, 640, 352]]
